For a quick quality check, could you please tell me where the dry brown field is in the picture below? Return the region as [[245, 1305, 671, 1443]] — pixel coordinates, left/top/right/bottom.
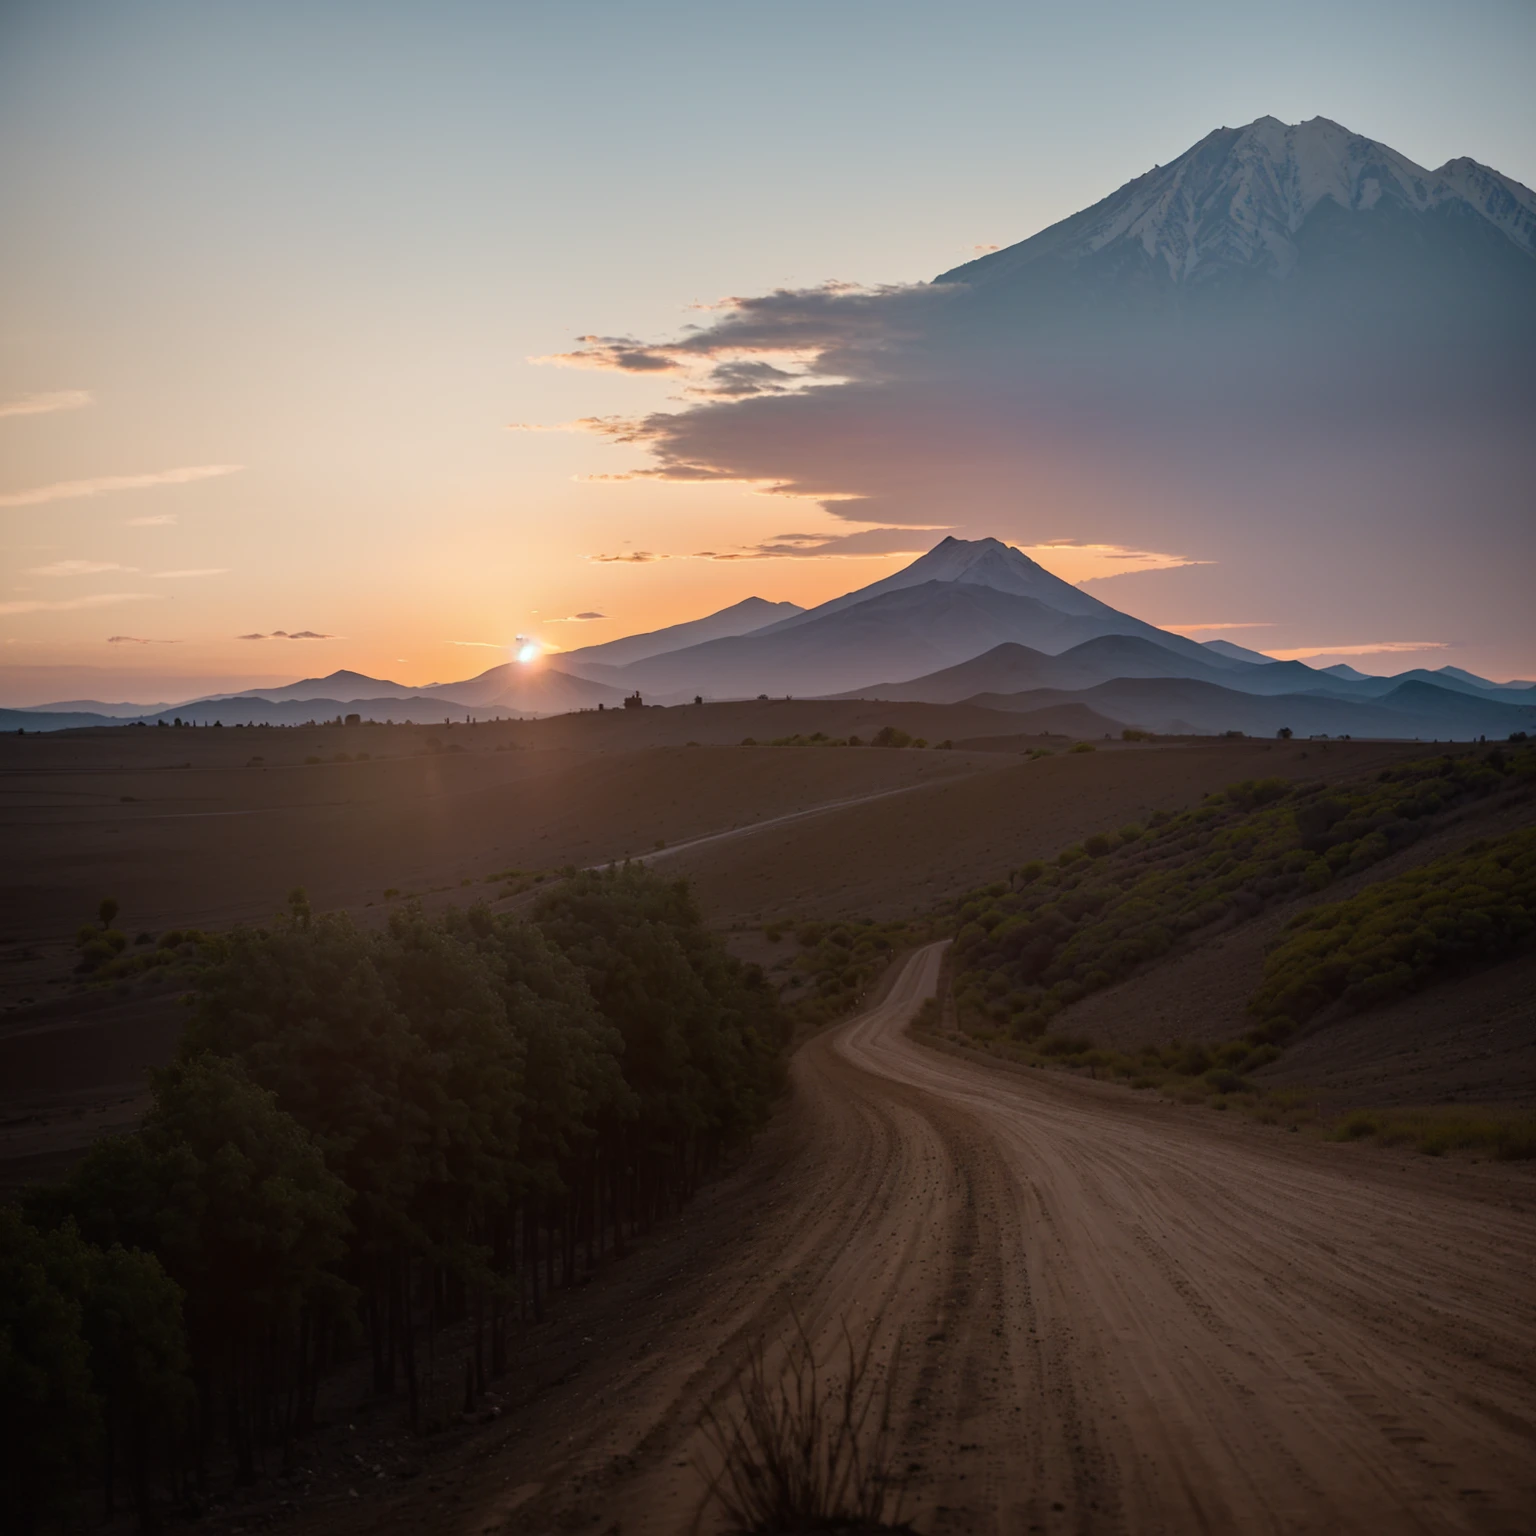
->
[[0, 711, 1446, 1191]]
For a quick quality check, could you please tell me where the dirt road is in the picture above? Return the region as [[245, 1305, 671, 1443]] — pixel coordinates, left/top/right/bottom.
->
[[309, 945, 1535, 1536]]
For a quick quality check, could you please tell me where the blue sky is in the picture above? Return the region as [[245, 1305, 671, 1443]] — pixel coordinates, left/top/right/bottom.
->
[[1, 0, 1532, 699]]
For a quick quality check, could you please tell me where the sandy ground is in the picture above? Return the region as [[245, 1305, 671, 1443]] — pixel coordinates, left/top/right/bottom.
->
[[277, 946, 1536, 1536]]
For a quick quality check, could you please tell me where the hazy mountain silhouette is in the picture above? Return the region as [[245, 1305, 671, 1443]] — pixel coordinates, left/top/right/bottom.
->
[[839, 635, 1339, 703], [419, 663, 622, 713], [559, 596, 804, 674], [970, 677, 1536, 740], [611, 539, 1236, 697]]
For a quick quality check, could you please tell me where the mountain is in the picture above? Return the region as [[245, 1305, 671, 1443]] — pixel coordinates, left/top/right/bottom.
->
[[0, 697, 524, 731], [1433, 666, 1535, 694], [614, 580, 1148, 699], [2, 708, 132, 733], [419, 662, 622, 714], [14, 698, 173, 717], [755, 536, 1135, 629], [1322, 668, 1536, 703], [1319, 663, 1373, 681], [609, 539, 1252, 699], [969, 677, 1536, 741], [558, 597, 803, 674], [935, 115, 1535, 299], [842, 635, 1354, 704], [208, 669, 422, 704], [1203, 639, 1279, 666]]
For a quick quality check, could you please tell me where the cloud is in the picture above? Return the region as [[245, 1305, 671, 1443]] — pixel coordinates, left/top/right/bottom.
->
[[1026, 541, 1213, 585], [26, 559, 134, 577], [107, 635, 177, 645], [1267, 641, 1450, 660], [0, 593, 155, 616], [0, 390, 93, 420], [551, 251, 1535, 669], [237, 629, 335, 640], [590, 527, 941, 564], [1166, 621, 1276, 632], [534, 338, 683, 374], [450, 639, 511, 649], [126, 514, 177, 527], [0, 464, 243, 509], [150, 568, 229, 579], [545, 611, 607, 623], [505, 418, 611, 433]]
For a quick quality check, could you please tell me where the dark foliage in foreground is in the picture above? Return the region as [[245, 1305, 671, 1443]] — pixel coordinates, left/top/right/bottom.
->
[[698, 1315, 906, 1533], [5, 867, 784, 1531]]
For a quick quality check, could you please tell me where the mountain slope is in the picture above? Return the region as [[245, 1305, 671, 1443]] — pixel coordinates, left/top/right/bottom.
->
[[610, 539, 1262, 698], [759, 536, 1130, 629], [936, 116, 1536, 291], [420, 663, 622, 712], [207, 669, 418, 703], [558, 596, 803, 673], [969, 677, 1536, 740], [615, 578, 1188, 699], [843, 635, 1355, 704]]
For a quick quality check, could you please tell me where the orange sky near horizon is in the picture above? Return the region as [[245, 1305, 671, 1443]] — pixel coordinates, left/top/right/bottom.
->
[[3, 1, 1531, 705]]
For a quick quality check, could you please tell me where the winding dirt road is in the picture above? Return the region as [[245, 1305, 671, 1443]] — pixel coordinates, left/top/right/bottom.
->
[[404, 945, 1536, 1535]]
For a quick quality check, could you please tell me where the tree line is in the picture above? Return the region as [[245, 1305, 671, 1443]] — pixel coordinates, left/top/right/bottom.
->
[[2, 865, 786, 1532]]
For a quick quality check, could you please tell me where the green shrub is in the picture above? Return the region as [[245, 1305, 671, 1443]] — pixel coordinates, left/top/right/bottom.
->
[[944, 748, 1533, 1038], [1251, 826, 1536, 1028], [1330, 1107, 1536, 1160]]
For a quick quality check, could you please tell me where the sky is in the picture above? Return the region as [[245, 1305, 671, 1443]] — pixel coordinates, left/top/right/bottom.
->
[[2, 0, 1533, 705]]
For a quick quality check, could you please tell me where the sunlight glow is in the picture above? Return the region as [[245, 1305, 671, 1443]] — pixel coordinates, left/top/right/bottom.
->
[[516, 639, 541, 664]]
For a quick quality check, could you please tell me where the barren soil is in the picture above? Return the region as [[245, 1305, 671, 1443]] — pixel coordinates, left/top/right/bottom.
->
[[271, 945, 1536, 1536]]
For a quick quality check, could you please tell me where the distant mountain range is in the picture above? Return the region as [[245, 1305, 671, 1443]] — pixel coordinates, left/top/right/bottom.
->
[[8, 114, 1531, 744], [5, 537, 1532, 740]]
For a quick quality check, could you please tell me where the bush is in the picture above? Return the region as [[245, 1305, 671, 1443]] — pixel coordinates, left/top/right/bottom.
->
[[1251, 826, 1536, 1028], [698, 1316, 905, 1531], [943, 748, 1535, 1039], [1330, 1107, 1536, 1160]]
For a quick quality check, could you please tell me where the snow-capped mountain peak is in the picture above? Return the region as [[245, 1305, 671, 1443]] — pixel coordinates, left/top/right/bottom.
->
[[939, 115, 1536, 287]]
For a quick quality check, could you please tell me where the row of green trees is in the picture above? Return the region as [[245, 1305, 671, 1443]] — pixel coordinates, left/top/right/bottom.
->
[[4, 866, 786, 1531], [946, 748, 1534, 1039]]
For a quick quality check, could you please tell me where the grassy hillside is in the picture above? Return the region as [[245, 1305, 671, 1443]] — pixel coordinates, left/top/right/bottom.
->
[[945, 747, 1533, 1041], [934, 747, 1536, 1155], [1252, 826, 1536, 1028]]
